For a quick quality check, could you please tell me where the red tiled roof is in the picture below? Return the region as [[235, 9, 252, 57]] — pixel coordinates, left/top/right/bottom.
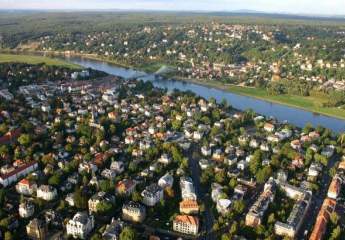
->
[[0, 128, 21, 144], [174, 215, 199, 226]]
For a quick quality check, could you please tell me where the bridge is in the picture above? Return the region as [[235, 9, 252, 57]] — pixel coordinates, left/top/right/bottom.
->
[[131, 65, 176, 79]]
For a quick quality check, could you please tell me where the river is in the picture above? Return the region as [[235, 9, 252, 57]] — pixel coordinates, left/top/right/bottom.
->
[[65, 56, 345, 133]]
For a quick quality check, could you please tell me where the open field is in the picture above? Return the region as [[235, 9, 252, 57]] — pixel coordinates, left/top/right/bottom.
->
[[0, 54, 81, 69]]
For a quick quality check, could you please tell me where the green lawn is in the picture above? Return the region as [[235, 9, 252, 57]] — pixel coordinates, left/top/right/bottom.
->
[[0, 54, 81, 69], [227, 85, 345, 120]]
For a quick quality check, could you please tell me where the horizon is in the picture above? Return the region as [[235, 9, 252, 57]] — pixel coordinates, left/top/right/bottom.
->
[[0, 0, 344, 16]]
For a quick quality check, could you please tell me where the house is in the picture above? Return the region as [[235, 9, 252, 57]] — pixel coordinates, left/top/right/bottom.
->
[[19, 201, 35, 218], [78, 162, 98, 174], [327, 175, 342, 200], [290, 140, 302, 150], [180, 177, 197, 201], [173, 215, 199, 236], [274, 192, 311, 238], [201, 146, 212, 156], [110, 161, 124, 174], [36, 185, 57, 201], [116, 179, 136, 196], [16, 178, 37, 196], [309, 198, 336, 240], [193, 131, 203, 141], [101, 169, 117, 180], [158, 173, 174, 189], [141, 184, 164, 206], [246, 179, 276, 227], [212, 149, 224, 162], [65, 193, 76, 207], [216, 199, 232, 215], [179, 200, 199, 215], [102, 219, 124, 240], [88, 192, 115, 213], [321, 145, 335, 158], [308, 163, 322, 178], [264, 123, 275, 132], [158, 154, 172, 165], [199, 159, 212, 169], [26, 218, 48, 240], [0, 161, 38, 187], [122, 201, 146, 223], [237, 160, 248, 171], [66, 212, 94, 239]]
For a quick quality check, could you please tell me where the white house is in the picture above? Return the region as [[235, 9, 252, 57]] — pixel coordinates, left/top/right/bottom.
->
[[141, 184, 164, 206], [19, 201, 35, 218], [158, 154, 172, 165], [201, 146, 212, 156], [66, 212, 94, 239], [110, 161, 124, 174], [158, 173, 174, 189], [37, 185, 57, 201], [180, 177, 197, 201]]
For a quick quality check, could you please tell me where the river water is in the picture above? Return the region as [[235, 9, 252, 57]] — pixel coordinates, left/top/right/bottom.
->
[[65, 56, 345, 133]]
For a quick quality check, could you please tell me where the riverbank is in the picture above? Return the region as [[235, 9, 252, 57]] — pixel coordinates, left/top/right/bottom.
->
[[3, 50, 345, 120], [173, 76, 345, 120], [0, 53, 81, 69]]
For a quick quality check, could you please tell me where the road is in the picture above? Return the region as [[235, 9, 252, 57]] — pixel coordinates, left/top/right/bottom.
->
[[187, 144, 215, 240], [297, 154, 339, 239]]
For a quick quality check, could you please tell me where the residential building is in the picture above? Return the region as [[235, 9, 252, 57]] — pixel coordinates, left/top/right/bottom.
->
[[158, 173, 174, 189], [274, 192, 311, 238], [309, 198, 337, 240], [327, 175, 342, 200], [16, 178, 37, 196], [180, 177, 197, 201], [19, 201, 35, 218], [179, 200, 199, 215], [0, 161, 38, 187], [36, 185, 57, 201], [88, 192, 115, 213], [66, 212, 94, 239], [102, 219, 123, 240], [26, 218, 48, 240], [173, 215, 199, 236], [116, 179, 136, 196], [245, 179, 276, 227], [122, 201, 146, 223], [141, 184, 164, 206]]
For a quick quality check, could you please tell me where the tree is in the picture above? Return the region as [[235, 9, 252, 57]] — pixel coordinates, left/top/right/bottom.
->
[[18, 134, 31, 147], [4, 231, 13, 240], [229, 178, 237, 189], [74, 188, 88, 209], [330, 212, 339, 225], [256, 166, 272, 184], [249, 150, 262, 175], [96, 201, 113, 214], [232, 200, 245, 215], [0, 189, 6, 207], [330, 226, 341, 240], [131, 191, 142, 202], [48, 173, 61, 186], [119, 227, 137, 240]]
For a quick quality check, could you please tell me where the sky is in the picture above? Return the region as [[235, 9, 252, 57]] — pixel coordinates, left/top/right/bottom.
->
[[0, 0, 344, 15]]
